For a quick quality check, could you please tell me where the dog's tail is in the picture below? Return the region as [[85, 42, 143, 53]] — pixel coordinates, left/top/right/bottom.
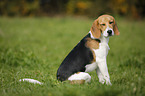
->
[[19, 78, 43, 85], [19, 72, 91, 85]]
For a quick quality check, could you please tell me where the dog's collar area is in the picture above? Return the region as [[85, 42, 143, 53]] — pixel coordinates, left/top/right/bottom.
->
[[94, 38, 101, 43], [88, 32, 101, 43]]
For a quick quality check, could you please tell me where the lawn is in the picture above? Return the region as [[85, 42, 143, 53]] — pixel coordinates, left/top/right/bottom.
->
[[0, 16, 145, 96]]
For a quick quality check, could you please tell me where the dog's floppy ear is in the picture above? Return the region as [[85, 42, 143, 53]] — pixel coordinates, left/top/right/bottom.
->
[[90, 19, 101, 38], [113, 18, 120, 35]]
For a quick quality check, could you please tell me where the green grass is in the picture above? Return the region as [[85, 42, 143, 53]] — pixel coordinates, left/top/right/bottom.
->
[[0, 17, 145, 96]]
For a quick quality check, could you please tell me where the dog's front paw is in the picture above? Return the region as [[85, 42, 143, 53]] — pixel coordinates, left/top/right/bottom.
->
[[99, 78, 105, 84], [104, 76, 112, 85], [99, 79, 112, 85], [106, 81, 112, 85]]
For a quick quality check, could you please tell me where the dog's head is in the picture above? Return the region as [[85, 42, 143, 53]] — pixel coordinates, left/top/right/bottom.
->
[[91, 15, 120, 38]]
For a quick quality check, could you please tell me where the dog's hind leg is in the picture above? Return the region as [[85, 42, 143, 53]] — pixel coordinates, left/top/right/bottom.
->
[[68, 72, 91, 84]]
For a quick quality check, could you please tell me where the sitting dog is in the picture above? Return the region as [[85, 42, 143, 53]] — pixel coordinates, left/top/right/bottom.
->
[[57, 15, 120, 85]]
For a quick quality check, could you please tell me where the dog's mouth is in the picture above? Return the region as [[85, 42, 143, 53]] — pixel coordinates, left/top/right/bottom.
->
[[108, 34, 113, 37], [107, 34, 114, 37], [107, 30, 113, 36], [103, 29, 114, 37]]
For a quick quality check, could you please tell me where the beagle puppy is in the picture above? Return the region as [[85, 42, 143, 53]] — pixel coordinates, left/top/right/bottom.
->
[[57, 15, 120, 85]]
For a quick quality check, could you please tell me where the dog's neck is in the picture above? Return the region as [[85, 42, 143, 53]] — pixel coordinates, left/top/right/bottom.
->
[[100, 34, 109, 44], [89, 31, 109, 44]]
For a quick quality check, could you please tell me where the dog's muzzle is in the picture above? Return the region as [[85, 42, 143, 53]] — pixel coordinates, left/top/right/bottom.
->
[[107, 30, 112, 36], [103, 27, 114, 37]]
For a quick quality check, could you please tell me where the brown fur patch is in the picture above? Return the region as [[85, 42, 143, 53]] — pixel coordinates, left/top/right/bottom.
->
[[85, 38, 99, 49], [90, 19, 101, 38], [76, 72, 81, 74], [91, 50, 96, 62], [85, 37, 99, 62], [69, 80, 85, 84]]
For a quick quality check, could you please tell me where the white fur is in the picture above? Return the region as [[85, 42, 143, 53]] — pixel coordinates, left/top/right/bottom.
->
[[84, 31, 112, 85], [85, 62, 97, 72], [19, 78, 43, 85], [68, 72, 91, 83], [103, 26, 114, 37]]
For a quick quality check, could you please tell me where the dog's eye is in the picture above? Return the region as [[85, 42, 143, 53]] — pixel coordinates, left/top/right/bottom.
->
[[109, 22, 113, 24], [101, 24, 105, 26]]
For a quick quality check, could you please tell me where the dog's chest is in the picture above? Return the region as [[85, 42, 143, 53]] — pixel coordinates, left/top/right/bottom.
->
[[93, 43, 110, 60], [85, 43, 110, 72]]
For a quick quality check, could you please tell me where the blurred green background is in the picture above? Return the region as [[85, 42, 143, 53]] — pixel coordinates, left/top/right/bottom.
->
[[0, 0, 145, 19]]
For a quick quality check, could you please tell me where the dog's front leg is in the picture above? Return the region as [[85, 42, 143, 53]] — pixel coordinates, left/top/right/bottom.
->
[[96, 67, 105, 84], [97, 59, 112, 85]]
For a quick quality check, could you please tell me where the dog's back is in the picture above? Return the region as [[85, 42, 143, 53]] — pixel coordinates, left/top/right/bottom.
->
[[57, 34, 94, 81]]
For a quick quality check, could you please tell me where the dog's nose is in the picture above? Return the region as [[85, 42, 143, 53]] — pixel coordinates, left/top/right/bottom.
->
[[107, 30, 112, 35]]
